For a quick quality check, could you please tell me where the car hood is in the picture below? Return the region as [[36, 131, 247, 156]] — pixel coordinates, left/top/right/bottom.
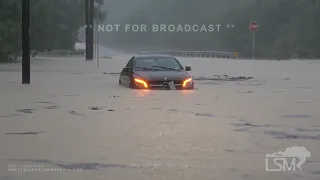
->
[[135, 70, 190, 81]]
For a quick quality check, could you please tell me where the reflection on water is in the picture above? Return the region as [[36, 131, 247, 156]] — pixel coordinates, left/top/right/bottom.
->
[[133, 89, 152, 97], [181, 90, 194, 95], [132, 89, 195, 98]]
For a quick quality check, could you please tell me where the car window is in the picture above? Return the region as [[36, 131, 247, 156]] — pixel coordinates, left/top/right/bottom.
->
[[135, 57, 182, 70], [125, 57, 134, 68]]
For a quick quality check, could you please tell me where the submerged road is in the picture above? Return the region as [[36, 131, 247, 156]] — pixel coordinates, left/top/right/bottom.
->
[[0, 55, 320, 180]]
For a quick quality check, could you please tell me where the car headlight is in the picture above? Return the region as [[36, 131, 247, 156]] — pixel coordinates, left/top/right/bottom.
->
[[182, 78, 192, 87], [134, 78, 148, 88]]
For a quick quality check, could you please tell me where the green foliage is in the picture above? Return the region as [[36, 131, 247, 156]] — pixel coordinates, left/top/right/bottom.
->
[[0, 0, 21, 60], [0, 0, 106, 61]]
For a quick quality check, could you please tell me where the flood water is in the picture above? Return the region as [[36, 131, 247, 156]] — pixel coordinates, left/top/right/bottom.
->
[[0, 54, 320, 180]]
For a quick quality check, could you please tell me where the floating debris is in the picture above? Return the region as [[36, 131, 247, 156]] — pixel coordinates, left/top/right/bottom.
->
[[0, 114, 21, 118], [195, 113, 215, 117], [68, 110, 86, 117], [292, 87, 312, 89], [193, 75, 253, 81], [64, 93, 80, 97], [225, 149, 234, 152], [7, 159, 140, 170], [103, 72, 120, 75], [264, 131, 320, 140], [6, 132, 43, 135], [89, 107, 102, 111], [238, 91, 253, 93], [295, 128, 320, 132], [150, 107, 162, 110], [281, 114, 312, 118], [15, 109, 36, 113], [44, 106, 60, 110], [36, 101, 55, 104], [101, 56, 112, 59], [166, 109, 178, 112]]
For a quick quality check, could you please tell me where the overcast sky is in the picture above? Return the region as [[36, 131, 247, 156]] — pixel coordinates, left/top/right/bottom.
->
[[102, 0, 150, 23]]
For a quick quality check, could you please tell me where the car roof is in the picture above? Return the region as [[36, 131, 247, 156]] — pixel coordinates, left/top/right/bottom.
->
[[134, 54, 174, 59]]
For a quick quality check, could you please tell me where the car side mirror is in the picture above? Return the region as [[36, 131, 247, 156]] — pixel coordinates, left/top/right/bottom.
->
[[185, 66, 191, 71], [123, 67, 130, 72]]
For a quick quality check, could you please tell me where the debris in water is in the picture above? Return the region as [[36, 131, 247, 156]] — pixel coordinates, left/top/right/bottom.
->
[[193, 75, 253, 81], [264, 131, 320, 140], [150, 107, 162, 110], [89, 107, 101, 110], [195, 113, 214, 117], [281, 114, 312, 118], [15, 109, 36, 113], [103, 72, 120, 75], [292, 86, 312, 89], [44, 106, 60, 109], [225, 149, 234, 152], [166, 109, 178, 112], [0, 114, 21, 118], [7, 159, 140, 170], [295, 128, 320, 132], [36, 101, 55, 104], [238, 91, 253, 93], [64, 93, 80, 97], [68, 110, 86, 117], [6, 132, 42, 135]]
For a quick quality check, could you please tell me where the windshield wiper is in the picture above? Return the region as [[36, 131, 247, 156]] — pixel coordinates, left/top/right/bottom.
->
[[136, 67, 158, 71], [152, 66, 179, 70]]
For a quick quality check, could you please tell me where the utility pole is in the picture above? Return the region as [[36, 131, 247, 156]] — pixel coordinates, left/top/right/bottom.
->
[[22, 0, 30, 84], [94, 2, 100, 68], [89, 0, 94, 60], [96, 6, 100, 68], [85, 0, 94, 60]]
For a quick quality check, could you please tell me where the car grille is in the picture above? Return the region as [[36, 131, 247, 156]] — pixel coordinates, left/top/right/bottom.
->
[[149, 80, 181, 85], [148, 80, 183, 89]]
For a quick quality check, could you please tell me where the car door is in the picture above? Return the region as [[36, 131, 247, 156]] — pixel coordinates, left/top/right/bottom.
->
[[122, 57, 134, 86]]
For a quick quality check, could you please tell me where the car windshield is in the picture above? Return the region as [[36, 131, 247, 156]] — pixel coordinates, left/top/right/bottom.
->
[[135, 57, 182, 71]]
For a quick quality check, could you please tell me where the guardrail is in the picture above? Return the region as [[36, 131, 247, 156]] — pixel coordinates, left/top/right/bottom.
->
[[139, 51, 239, 58], [8, 49, 86, 60], [37, 50, 85, 56], [8, 50, 37, 60]]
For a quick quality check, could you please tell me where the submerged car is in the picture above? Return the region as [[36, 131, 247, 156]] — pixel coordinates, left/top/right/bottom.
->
[[119, 54, 194, 89]]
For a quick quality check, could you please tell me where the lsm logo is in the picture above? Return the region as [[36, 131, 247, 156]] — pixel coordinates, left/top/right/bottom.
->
[[265, 146, 311, 172]]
